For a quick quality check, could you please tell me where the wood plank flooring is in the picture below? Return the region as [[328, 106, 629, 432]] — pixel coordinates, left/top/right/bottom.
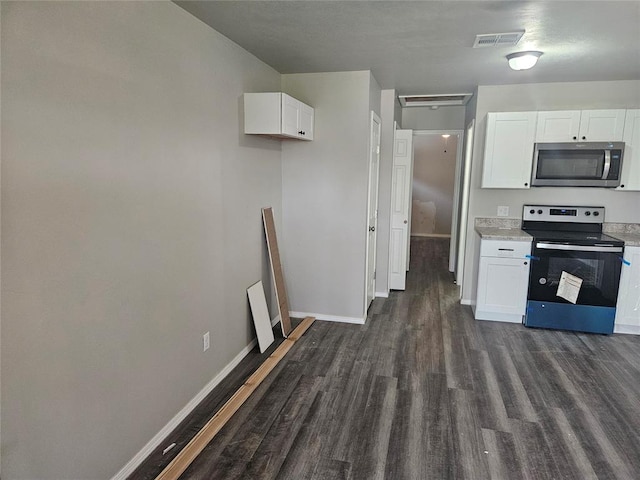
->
[[131, 237, 640, 479]]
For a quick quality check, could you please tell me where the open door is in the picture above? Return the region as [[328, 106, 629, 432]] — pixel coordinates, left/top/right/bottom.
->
[[455, 120, 474, 295], [388, 129, 413, 290], [365, 111, 381, 312]]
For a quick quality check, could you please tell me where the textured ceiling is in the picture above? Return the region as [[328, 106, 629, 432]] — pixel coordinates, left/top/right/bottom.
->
[[175, 1, 640, 96]]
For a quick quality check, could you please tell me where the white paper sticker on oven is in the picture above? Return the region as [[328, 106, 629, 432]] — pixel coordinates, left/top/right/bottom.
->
[[557, 271, 583, 304]]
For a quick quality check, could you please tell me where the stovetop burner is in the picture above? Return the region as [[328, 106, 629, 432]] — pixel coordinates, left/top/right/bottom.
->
[[521, 204, 624, 246], [525, 229, 624, 246]]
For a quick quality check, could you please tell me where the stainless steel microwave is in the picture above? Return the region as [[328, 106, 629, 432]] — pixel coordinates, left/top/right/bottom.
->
[[531, 142, 625, 187]]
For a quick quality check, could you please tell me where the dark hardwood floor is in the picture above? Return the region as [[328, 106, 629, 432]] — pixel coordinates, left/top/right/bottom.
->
[[132, 237, 640, 479]]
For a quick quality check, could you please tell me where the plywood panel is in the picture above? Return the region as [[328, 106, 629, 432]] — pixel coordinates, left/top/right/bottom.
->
[[247, 281, 275, 353], [262, 207, 292, 337]]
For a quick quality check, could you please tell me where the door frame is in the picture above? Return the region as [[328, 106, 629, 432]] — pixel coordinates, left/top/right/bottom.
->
[[411, 129, 463, 269], [455, 119, 475, 296], [364, 110, 382, 313]]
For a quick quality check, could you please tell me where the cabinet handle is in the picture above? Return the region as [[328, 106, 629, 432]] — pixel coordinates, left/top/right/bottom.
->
[[620, 184, 625, 188], [582, 136, 586, 140], [524, 261, 528, 265], [573, 136, 577, 140], [524, 182, 528, 186], [498, 248, 514, 251]]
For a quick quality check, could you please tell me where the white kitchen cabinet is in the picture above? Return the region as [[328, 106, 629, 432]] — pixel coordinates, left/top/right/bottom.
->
[[617, 109, 640, 191], [244, 92, 314, 140], [536, 109, 626, 143], [475, 239, 532, 323], [482, 112, 537, 189], [535, 110, 581, 142], [614, 246, 640, 334]]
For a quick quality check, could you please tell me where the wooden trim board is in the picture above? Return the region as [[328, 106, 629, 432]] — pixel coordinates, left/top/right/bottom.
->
[[262, 207, 292, 337], [154, 316, 315, 480]]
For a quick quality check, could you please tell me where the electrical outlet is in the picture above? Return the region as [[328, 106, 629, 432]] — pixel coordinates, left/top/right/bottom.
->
[[497, 206, 509, 217], [203, 331, 210, 352]]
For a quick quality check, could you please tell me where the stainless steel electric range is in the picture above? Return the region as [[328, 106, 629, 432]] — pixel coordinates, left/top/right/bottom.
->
[[521, 205, 625, 334]]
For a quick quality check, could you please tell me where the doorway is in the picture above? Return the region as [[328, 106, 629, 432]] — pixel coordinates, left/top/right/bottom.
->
[[411, 131, 460, 237]]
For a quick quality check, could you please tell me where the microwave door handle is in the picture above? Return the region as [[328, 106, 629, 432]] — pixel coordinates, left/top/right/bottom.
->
[[602, 150, 611, 180]]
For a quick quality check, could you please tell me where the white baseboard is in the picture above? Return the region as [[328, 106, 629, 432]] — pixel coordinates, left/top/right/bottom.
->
[[614, 324, 640, 335], [460, 299, 473, 306], [289, 311, 366, 325], [375, 291, 389, 298], [111, 338, 259, 480], [271, 314, 281, 327]]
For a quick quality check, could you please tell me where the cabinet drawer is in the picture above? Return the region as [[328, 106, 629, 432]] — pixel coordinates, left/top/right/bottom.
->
[[480, 240, 531, 258]]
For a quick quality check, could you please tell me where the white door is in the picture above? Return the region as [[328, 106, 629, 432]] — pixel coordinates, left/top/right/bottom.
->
[[456, 120, 474, 294], [448, 133, 464, 272], [388, 129, 413, 290], [365, 111, 381, 312]]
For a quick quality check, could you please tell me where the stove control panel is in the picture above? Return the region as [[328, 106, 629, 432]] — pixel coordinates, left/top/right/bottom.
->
[[522, 205, 605, 223]]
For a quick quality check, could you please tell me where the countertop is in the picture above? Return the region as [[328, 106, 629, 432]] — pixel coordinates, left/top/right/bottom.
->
[[604, 223, 640, 247], [474, 218, 640, 245], [475, 226, 533, 242]]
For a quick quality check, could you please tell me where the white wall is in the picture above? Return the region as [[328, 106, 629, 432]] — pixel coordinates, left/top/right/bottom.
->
[[402, 105, 466, 131], [280, 71, 376, 320], [1, 2, 282, 478], [461, 80, 640, 303]]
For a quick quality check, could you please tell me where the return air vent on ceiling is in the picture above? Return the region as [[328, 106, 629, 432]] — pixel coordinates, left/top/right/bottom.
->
[[473, 31, 525, 48], [398, 93, 473, 108]]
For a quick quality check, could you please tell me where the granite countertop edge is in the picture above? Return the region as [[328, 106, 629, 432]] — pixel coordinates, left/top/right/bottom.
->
[[474, 217, 640, 245]]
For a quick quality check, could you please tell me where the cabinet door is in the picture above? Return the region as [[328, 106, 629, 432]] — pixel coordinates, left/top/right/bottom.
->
[[482, 112, 537, 188], [281, 93, 300, 138], [476, 256, 530, 316], [536, 111, 581, 142], [299, 103, 314, 140], [615, 246, 640, 330], [578, 109, 626, 141], [618, 109, 640, 191]]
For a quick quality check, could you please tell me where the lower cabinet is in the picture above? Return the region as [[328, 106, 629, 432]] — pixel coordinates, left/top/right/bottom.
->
[[615, 246, 640, 334], [475, 239, 532, 323]]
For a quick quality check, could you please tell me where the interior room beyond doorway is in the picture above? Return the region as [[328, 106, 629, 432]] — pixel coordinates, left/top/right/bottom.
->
[[411, 131, 459, 238]]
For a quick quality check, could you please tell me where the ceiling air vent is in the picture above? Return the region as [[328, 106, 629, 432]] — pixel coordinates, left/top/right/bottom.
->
[[398, 93, 473, 108], [473, 31, 525, 48]]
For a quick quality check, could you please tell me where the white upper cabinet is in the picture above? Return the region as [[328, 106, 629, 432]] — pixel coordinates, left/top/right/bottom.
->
[[536, 109, 626, 142], [244, 92, 314, 140], [482, 112, 537, 189], [618, 109, 640, 191], [535, 111, 581, 142]]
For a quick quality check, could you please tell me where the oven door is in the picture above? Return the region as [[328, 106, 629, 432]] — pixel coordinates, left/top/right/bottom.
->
[[528, 242, 623, 307]]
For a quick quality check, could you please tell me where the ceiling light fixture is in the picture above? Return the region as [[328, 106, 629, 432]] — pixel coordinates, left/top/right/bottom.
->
[[506, 51, 543, 71]]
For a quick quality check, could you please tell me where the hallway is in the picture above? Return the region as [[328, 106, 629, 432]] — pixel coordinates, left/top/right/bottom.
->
[[134, 237, 640, 479]]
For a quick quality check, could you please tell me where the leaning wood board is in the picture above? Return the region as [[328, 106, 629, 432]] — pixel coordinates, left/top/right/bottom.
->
[[262, 207, 292, 337], [154, 316, 316, 480]]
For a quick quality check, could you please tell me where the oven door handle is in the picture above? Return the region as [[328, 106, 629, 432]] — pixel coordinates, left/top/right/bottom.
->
[[536, 242, 624, 253]]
